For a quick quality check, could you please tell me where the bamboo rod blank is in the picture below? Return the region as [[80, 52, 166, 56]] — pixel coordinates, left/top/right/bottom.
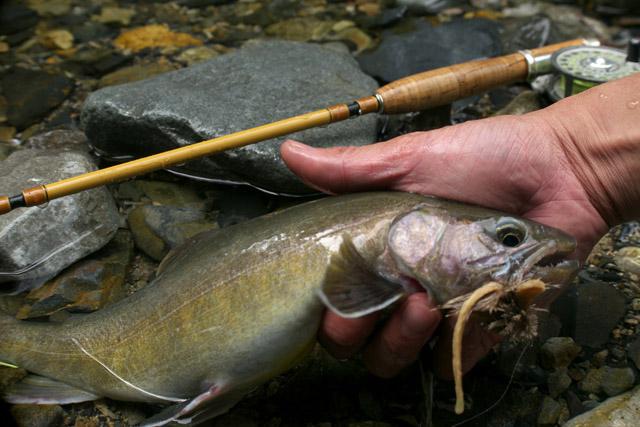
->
[[0, 39, 590, 214]]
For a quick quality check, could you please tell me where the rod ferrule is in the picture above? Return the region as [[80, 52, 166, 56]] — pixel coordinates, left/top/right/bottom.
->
[[374, 93, 384, 113], [519, 49, 553, 79], [23, 185, 48, 207]]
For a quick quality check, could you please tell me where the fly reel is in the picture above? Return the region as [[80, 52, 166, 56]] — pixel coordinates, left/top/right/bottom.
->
[[548, 38, 640, 100]]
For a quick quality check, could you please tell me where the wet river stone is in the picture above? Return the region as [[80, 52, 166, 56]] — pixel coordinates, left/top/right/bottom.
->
[[357, 19, 501, 83], [565, 385, 640, 427], [81, 40, 378, 195], [0, 150, 119, 290]]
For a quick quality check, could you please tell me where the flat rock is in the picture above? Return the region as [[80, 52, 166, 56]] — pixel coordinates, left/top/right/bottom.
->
[[0, 150, 120, 290], [540, 337, 582, 369], [16, 230, 134, 319], [23, 129, 90, 152], [11, 403, 64, 427], [564, 386, 640, 427], [82, 40, 378, 194], [1, 68, 74, 130], [97, 61, 177, 88], [357, 19, 501, 83]]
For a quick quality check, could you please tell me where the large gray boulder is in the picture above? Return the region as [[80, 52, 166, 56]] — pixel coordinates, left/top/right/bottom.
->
[[81, 40, 379, 195], [0, 150, 120, 291]]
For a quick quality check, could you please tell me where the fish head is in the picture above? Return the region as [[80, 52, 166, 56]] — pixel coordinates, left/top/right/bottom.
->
[[387, 206, 579, 304]]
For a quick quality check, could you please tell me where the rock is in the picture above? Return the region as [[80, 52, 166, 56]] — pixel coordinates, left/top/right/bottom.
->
[[494, 91, 542, 116], [71, 22, 116, 44], [0, 143, 13, 161], [0, 150, 120, 290], [616, 247, 640, 275], [98, 61, 177, 88], [601, 367, 636, 397], [114, 24, 203, 53], [540, 337, 582, 369], [540, 4, 614, 43], [579, 366, 636, 396], [10, 404, 64, 427], [0, 126, 16, 143], [175, 46, 220, 66], [628, 337, 640, 370], [16, 230, 133, 319], [125, 180, 211, 209], [265, 17, 336, 42], [65, 47, 130, 77], [81, 40, 378, 194], [26, 0, 70, 17], [92, 7, 136, 26], [396, 0, 467, 15], [501, 15, 552, 53], [564, 385, 640, 427], [357, 19, 501, 83], [0, 2, 38, 36], [537, 396, 563, 426], [23, 129, 89, 152], [39, 29, 74, 50], [553, 281, 627, 348], [128, 205, 217, 261], [1, 68, 74, 130], [548, 368, 572, 398]]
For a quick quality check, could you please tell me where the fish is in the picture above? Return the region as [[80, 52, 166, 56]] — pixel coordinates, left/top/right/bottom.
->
[[0, 192, 578, 425]]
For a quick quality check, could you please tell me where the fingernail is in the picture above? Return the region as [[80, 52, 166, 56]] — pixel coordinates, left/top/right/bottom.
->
[[283, 140, 311, 152]]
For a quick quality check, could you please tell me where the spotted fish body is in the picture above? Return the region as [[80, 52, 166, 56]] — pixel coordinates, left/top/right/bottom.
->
[[0, 192, 577, 425]]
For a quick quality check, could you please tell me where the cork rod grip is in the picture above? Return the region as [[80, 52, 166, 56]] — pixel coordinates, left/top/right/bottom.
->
[[376, 39, 586, 114]]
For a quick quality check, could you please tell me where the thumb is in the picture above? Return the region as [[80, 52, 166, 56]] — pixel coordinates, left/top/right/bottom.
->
[[280, 138, 421, 194]]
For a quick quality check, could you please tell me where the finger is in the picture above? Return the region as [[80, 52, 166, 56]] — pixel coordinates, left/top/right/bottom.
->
[[433, 315, 502, 380], [363, 292, 441, 378], [280, 138, 423, 194], [319, 310, 380, 360]]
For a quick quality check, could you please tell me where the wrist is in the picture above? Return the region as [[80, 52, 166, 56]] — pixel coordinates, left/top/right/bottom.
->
[[531, 74, 640, 227]]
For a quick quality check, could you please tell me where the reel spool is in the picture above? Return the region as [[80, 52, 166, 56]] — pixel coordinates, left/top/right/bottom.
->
[[547, 38, 640, 100]]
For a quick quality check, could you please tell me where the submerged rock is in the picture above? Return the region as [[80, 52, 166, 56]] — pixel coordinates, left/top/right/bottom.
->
[[0, 150, 119, 290], [357, 19, 501, 83], [82, 40, 378, 194]]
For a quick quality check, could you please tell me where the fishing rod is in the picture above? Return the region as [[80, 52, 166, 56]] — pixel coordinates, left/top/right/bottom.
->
[[0, 38, 596, 215]]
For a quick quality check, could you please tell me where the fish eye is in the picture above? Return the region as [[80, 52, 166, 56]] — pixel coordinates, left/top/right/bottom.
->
[[496, 220, 526, 247]]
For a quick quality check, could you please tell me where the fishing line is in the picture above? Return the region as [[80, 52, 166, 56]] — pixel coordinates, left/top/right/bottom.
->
[[451, 342, 531, 427]]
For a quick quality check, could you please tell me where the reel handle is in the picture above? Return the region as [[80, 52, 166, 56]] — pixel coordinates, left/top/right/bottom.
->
[[376, 39, 588, 114]]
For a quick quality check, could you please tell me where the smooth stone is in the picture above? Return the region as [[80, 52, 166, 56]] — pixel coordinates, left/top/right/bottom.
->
[[564, 386, 640, 427], [538, 396, 563, 426], [16, 230, 133, 319], [121, 180, 210, 209], [540, 337, 582, 369], [0, 150, 120, 290], [552, 281, 627, 348], [98, 61, 177, 88], [23, 129, 90, 152], [39, 29, 74, 50], [65, 47, 130, 77], [548, 368, 573, 398], [128, 205, 217, 261], [540, 4, 614, 43], [175, 46, 220, 66], [357, 19, 501, 83], [501, 15, 552, 53], [82, 40, 378, 194], [0, 143, 13, 161], [11, 404, 64, 427], [0, 126, 16, 143], [1, 68, 74, 130], [579, 366, 636, 396], [71, 22, 116, 44], [601, 367, 636, 397], [114, 24, 203, 53]]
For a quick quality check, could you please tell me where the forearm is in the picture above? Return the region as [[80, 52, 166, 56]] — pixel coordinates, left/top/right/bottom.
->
[[531, 74, 640, 226]]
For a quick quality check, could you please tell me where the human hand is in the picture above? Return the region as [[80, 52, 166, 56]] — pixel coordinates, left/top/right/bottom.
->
[[281, 106, 611, 378]]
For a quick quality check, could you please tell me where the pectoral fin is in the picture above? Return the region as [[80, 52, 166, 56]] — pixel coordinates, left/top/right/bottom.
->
[[3, 374, 100, 404], [319, 237, 405, 318], [142, 385, 247, 427]]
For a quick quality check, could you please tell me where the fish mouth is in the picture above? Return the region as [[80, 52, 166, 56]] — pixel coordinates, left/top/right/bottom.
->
[[520, 238, 579, 285]]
